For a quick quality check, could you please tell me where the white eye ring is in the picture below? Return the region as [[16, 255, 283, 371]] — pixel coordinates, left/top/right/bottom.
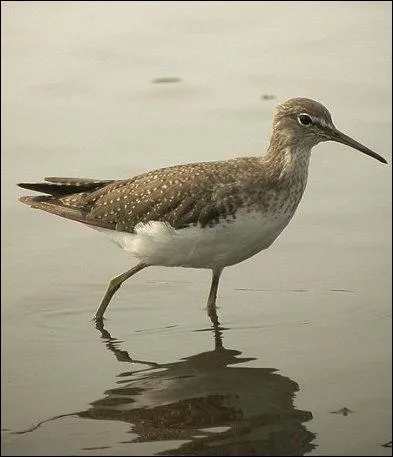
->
[[298, 114, 313, 126]]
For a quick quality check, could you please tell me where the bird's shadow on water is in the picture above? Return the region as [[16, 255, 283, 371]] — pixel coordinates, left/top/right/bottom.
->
[[14, 316, 316, 455]]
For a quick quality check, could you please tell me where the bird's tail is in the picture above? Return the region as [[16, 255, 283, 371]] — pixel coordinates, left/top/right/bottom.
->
[[17, 177, 115, 229]]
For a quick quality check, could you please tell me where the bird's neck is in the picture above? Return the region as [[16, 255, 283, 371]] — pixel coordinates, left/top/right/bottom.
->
[[265, 129, 312, 187]]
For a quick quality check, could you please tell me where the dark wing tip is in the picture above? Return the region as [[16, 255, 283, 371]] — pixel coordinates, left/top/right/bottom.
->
[[18, 178, 116, 196], [18, 182, 57, 194], [18, 182, 36, 190]]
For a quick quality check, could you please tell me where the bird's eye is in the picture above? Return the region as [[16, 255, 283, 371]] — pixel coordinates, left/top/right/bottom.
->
[[298, 114, 312, 126]]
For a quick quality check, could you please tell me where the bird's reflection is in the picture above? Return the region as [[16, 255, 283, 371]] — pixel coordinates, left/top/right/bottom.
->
[[85, 318, 316, 455]]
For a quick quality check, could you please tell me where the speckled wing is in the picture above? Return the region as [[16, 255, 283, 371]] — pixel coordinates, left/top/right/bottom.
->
[[18, 158, 263, 232], [82, 161, 250, 231]]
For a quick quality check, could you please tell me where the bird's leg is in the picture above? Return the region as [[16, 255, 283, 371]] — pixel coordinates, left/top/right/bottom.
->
[[206, 268, 223, 326], [94, 262, 147, 321]]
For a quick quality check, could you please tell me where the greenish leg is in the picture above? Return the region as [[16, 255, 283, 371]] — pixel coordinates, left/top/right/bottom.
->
[[94, 262, 147, 321], [206, 268, 223, 326]]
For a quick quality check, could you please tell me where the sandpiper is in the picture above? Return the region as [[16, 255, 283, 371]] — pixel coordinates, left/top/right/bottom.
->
[[18, 98, 387, 324]]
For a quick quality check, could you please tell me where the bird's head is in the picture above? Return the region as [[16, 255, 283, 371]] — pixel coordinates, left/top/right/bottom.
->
[[273, 97, 387, 164]]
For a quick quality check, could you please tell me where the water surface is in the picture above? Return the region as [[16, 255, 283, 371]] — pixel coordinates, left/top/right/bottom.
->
[[2, 2, 391, 455]]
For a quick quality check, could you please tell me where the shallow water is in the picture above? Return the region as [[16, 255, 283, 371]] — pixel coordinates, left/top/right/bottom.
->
[[2, 2, 392, 455]]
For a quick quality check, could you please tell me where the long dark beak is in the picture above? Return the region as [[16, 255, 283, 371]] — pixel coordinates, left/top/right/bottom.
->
[[330, 128, 387, 164]]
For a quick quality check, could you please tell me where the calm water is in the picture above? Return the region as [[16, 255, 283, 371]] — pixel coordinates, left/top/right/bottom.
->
[[2, 2, 392, 455]]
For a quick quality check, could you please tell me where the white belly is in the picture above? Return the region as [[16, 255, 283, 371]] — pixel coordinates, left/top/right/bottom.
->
[[93, 209, 292, 269]]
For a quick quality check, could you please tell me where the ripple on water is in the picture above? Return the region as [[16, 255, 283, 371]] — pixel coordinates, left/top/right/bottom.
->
[[9, 286, 98, 344], [7, 284, 390, 345], [220, 287, 391, 330]]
